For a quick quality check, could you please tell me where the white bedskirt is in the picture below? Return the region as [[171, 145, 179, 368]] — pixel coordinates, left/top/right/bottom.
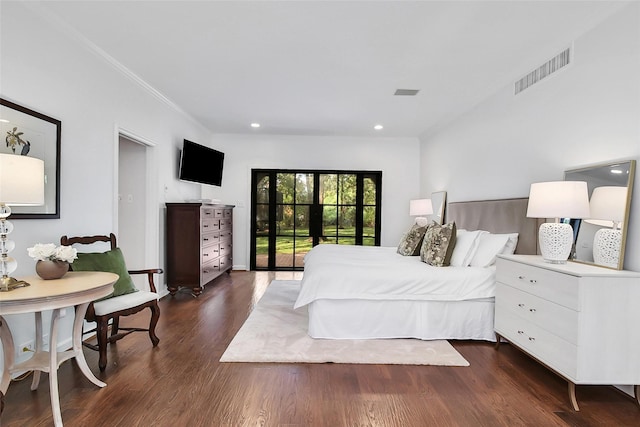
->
[[307, 297, 496, 342]]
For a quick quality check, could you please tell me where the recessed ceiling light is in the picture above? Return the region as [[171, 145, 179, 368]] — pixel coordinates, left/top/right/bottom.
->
[[374, 124, 383, 130], [250, 123, 261, 128]]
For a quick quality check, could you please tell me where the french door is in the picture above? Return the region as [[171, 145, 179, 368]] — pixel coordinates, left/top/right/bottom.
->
[[250, 169, 382, 271]]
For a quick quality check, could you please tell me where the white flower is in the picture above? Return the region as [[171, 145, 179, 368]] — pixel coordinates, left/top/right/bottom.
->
[[55, 246, 78, 263], [27, 243, 77, 263]]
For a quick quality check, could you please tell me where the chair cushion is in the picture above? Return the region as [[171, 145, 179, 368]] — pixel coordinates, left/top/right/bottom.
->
[[72, 248, 137, 299], [93, 291, 159, 316]]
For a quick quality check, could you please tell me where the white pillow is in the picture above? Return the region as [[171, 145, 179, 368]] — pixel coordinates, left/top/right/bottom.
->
[[470, 233, 517, 267], [450, 230, 487, 267], [501, 233, 519, 255]]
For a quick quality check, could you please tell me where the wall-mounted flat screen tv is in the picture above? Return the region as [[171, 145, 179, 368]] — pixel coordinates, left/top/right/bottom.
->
[[179, 139, 224, 186]]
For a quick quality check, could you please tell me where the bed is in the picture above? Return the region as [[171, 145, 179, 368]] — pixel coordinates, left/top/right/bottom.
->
[[294, 198, 541, 342]]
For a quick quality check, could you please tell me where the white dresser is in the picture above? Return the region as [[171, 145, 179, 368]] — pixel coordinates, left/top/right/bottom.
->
[[494, 254, 640, 410]]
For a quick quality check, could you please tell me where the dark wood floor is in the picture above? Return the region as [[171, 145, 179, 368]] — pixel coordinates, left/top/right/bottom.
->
[[2, 271, 638, 426]]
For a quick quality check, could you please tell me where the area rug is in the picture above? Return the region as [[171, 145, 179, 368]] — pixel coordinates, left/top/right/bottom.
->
[[220, 280, 469, 366]]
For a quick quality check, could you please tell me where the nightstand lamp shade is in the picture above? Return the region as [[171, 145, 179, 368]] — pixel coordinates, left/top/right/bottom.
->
[[409, 198, 433, 227], [0, 154, 45, 291], [526, 181, 590, 264], [587, 186, 627, 268]]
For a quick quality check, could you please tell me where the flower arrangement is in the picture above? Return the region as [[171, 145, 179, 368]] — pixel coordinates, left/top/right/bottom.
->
[[27, 243, 78, 263]]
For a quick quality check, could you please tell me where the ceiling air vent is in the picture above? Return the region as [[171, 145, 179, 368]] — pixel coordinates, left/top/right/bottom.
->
[[394, 89, 420, 96], [515, 47, 571, 95]]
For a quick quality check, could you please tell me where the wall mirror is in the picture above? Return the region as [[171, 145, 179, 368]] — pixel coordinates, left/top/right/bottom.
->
[[429, 191, 447, 225], [564, 160, 635, 270]]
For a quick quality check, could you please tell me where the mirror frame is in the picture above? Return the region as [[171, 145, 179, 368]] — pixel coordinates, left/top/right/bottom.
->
[[429, 191, 447, 225], [564, 160, 636, 270]]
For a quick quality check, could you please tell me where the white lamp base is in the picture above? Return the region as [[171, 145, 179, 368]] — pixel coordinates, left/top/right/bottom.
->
[[538, 222, 574, 264], [593, 228, 622, 268]]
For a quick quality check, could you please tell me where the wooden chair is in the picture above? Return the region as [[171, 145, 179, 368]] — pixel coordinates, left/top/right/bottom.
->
[[60, 233, 162, 371]]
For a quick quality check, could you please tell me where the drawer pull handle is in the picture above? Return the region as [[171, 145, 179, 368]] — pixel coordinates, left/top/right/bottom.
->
[[529, 308, 536, 313], [518, 303, 525, 308], [528, 337, 536, 342], [529, 279, 537, 284], [517, 330, 524, 334], [518, 275, 525, 280], [203, 224, 209, 229]]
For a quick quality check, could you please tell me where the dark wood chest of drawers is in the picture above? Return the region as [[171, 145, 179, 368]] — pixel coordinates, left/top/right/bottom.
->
[[166, 203, 233, 296]]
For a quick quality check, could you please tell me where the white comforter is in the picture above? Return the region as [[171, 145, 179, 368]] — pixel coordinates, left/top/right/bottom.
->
[[294, 244, 496, 309]]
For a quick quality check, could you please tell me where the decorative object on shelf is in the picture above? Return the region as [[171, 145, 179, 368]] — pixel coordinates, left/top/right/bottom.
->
[[27, 243, 77, 280], [526, 181, 590, 264], [409, 198, 433, 227], [0, 154, 45, 291], [0, 98, 61, 219], [587, 186, 627, 268]]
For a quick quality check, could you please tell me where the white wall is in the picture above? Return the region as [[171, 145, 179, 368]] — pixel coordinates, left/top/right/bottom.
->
[[0, 2, 211, 365], [202, 134, 422, 269], [419, 3, 640, 271]]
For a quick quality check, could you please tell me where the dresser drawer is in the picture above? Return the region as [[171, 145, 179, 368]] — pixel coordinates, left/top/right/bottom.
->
[[219, 218, 232, 230], [495, 307, 577, 379], [201, 207, 216, 218], [202, 218, 220, 232], [496, 283, 579, 344], [202, 231, 220, 246], [202, 244, 220, 263], [219, 255, 232, 272], [223, 209, 232, 219], [202, 259, 221, 284], [496, 258, 580, 311], [219, 229, 232, 242], [219, 241, 232, 257]]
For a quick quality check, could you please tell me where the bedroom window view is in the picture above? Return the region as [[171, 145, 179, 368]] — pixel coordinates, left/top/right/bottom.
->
[[251, 169, 381, 270]]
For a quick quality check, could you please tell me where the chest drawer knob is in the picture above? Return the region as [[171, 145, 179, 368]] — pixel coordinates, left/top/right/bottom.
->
[[518, 303, 525, 308], [518, 275, 525, 280], [528, 337, 536, 342], [529, 279, 537, 284], [529, 308, 537, 313], [517, 330, 524, 334]]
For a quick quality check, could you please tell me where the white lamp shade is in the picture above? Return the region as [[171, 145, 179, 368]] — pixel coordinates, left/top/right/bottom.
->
[[409, 199, 433, 216], [526, 181, 590, 219], [588, 186, 627, 224], [0, 154, 45, 206]]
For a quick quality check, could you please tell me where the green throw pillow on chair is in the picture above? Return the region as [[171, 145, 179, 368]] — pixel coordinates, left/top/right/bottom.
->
[[72, 247, 138, 299]]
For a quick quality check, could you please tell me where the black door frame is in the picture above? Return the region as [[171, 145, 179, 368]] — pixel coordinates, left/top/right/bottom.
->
[[250, 169, 382, 271]]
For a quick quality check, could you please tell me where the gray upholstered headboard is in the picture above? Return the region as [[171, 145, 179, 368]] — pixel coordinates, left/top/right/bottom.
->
[[445, 198, 541, 255]]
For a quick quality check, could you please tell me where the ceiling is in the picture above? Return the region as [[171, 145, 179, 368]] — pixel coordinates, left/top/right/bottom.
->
[[33, 1, 628, 138]]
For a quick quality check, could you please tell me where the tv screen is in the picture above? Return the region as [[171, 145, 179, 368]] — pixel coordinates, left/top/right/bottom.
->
[[179, 139, 224, 186]]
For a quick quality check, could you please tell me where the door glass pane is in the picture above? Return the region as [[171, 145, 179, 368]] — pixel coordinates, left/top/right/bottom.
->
[[275, 236, 294, 268], [322, 205, 337, 239], [338, 206, 356, 236], [255, 236, 269, 268], [277, 173, 295, 204], [295, 205, 310, 235], [294, 237, 312, 268], [338, 237, 356, 245], [256, 174, 270, 203], [363, 206, 376, 237], [295, 173, 314, 204], [278, 205, 294, 236], [256, 204, 270, 234], [320, 174, 337, 205], [362, 237, 376, 246], [363, 176, 377, 205], [339, 174, 357, 204]]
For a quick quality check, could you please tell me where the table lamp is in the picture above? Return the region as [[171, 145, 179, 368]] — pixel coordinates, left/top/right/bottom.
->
[[0, 153, 45, 291], [526, 181, 590, 264], [409, 198, 433, 227], [587, 186, 627, 268]]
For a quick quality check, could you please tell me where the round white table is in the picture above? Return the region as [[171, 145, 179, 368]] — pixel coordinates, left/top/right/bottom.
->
[[0, 271, 118, 426]]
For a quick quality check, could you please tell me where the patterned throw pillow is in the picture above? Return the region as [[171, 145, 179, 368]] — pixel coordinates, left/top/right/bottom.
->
[[397, 223, 429, 256], [420, 222, 457, 266]]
